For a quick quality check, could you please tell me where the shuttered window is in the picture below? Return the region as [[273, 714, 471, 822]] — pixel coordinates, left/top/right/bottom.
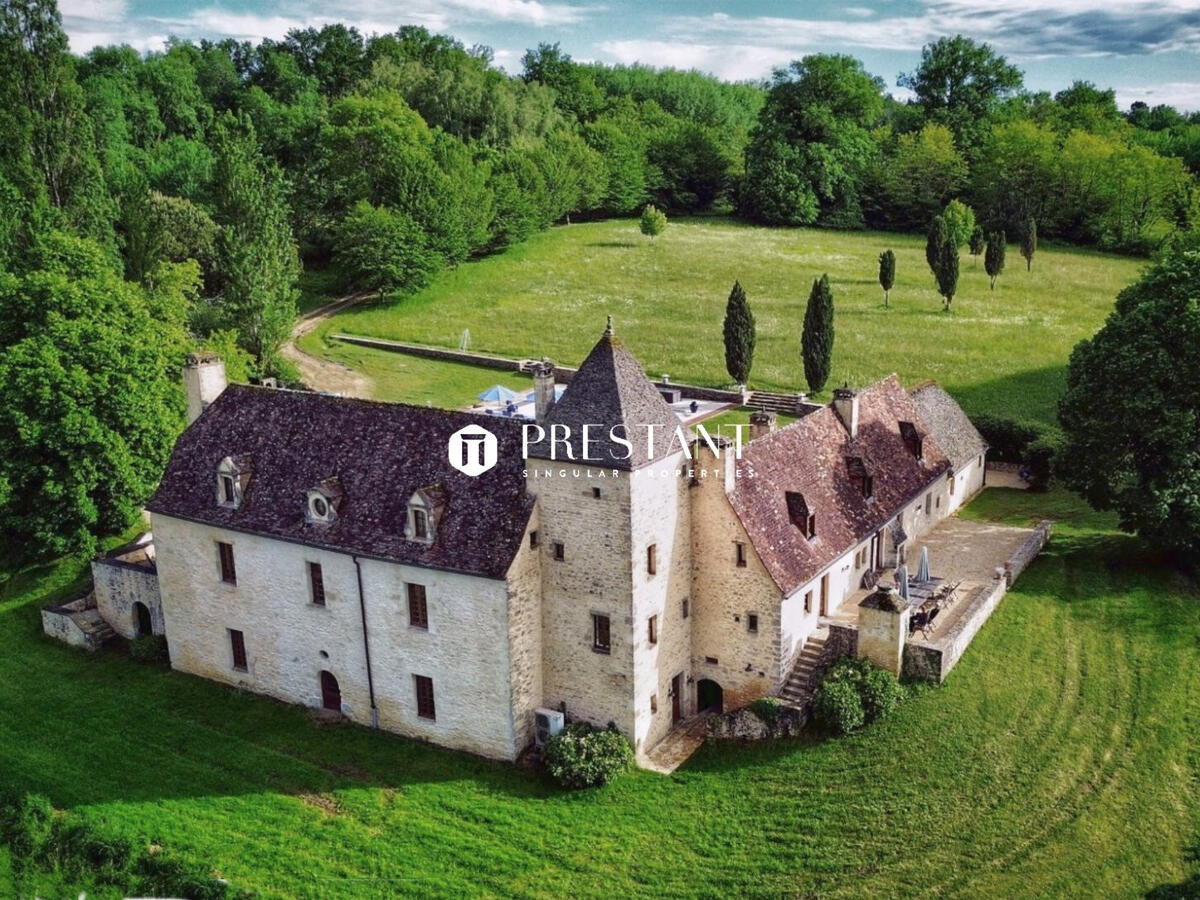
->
[[408, 583, 428, 629], [229, 629, 247, 671], [217, 542, 236, 584], [309, 562, 325, 606], [414, 675, 436, 720]]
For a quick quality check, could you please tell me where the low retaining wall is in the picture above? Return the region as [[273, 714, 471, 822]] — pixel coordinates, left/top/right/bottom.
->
[[904, 520, 1052, 681], [331, 333, 745, 404], [41, 592, 104, 651], [708, 703, 805, 740]]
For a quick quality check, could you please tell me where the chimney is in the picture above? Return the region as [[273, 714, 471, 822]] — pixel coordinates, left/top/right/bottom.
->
[[532, 357, 556, 425], [749, 409, 776, 441], [832, 384, 859, 439], [183, 351, 227, 425]]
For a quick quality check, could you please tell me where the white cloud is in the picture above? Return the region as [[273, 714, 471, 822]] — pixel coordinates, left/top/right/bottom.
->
[[597, 38, 793, 80], [61, 0, 594, 54], [1115, 81, 1200, 111]]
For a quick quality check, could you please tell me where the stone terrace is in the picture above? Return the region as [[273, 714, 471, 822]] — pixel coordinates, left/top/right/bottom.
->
[[829, 515, 1038, 642]]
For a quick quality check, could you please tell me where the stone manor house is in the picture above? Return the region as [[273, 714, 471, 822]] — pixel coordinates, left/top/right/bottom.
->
[[48, 322, 988, 762]]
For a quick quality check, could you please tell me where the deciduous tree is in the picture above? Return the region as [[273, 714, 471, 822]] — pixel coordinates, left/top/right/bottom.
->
[[1058, 234, 1200, 562]]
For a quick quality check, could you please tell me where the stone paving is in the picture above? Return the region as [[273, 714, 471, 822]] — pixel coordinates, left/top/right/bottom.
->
[[641, 715, 711, 774]]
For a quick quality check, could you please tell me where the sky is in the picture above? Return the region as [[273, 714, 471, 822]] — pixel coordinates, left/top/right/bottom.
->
[[59, 0, 1200, 111]]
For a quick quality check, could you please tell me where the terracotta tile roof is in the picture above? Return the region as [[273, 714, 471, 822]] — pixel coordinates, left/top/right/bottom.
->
[[730, 376, 952, 595], [527, 325, 682, 469], [147, 385, 534, 579], [910, 382, 989, 470]]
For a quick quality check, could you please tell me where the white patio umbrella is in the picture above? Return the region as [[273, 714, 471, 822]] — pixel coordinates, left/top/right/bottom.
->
[[896, 564, 910, 601], [917, 545, 931, 583]]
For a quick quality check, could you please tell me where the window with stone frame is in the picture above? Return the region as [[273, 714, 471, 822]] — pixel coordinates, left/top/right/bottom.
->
[[735, 541, 747, 567], [553, 541, 565, 561], [309, 562, 325, 606], [217, 541, 236, 584], [648, 614, 658, 645], [592, 613, 611, 654], [647, 544, 657, 575], [414, 675, 436, 720], [408, 583, 428, 629], [229, 628, 247, 671]]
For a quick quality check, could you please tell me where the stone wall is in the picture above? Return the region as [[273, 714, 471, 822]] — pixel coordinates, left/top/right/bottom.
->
[[93, 550, 162, 640], [688, 446, 782, 707], [41, 593, 102, 651], [152, 512, 525, 760], [630, 452, 693, 753], [505, 508, 543, 755], [530, 461, 637, 738]]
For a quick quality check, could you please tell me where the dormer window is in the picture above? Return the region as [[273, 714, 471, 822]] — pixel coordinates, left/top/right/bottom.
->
[[216, 455, 252, 510], [899, 421, 923, 460], [306, 477, 344, 526], [405, 484, 447, 545], [785, 491, 816, 540], [847, 457, 874, 499]]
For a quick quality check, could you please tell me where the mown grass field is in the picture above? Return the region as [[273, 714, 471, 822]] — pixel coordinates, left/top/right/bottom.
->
[[3, 489, 1198, 898], [299, 218, 1143, 430]]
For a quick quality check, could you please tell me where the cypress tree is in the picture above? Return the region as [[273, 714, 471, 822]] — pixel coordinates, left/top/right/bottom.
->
[[934, 234, 959, 311], [985, 230, 1006, 290], [878, 250, 895, 307], [926, 215, 947, 275], [968, 225, 985, 264], [722, 280, 755, 386], [1021, 215, 1037, 271], [801, 274, 835, 393]]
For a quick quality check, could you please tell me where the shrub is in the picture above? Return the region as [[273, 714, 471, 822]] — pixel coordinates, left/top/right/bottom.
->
[[812, 657, 905, 735], [639, 204, 667, 239], [129, 633, 169, 663], [543, 722, 633, 789], [747, 696, 783, 726], [1026, 436, 1058, 492], [859, 664, 906, 722], [973, 415, 1040, 464], [812, 678, 864, 735]]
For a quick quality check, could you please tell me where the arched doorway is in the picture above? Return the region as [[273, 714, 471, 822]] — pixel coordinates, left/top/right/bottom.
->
[[319, 671, 341, 711], [132, 601, 152, 636], [697, 679, 723, 714]]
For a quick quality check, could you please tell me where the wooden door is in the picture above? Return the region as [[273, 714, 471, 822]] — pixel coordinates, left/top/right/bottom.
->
[[320, 671, 341, 711], [819, 573, 830, 616], [671, 673, 683, 724]]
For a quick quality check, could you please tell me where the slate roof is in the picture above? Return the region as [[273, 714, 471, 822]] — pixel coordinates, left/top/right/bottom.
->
[[527, 324, 682, 469], [147, 385, 534, 579], [909, 382, 989, 470], [730, 376, 953, 595]]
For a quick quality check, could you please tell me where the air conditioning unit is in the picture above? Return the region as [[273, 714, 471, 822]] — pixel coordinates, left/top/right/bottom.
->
[[534, 707, 565, 749]]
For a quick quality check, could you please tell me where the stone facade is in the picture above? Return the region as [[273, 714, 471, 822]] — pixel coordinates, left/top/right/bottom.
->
[[92, 538, 162, 640], [153, 512, 535, 760]]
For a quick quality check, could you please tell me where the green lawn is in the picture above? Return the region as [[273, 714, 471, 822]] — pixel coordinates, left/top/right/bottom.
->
[[300, 218, 1143, 430], [3, 490, 1198, 898]]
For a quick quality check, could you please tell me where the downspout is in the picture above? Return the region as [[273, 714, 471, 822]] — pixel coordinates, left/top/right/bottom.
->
[[353, 555, 379, 728]]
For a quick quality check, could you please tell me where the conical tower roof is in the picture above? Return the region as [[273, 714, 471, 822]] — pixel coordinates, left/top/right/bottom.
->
[[527, 318, 681, 469]]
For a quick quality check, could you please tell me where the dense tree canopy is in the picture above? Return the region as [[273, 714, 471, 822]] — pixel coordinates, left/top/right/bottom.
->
[[1058, 236, 1200, 562]]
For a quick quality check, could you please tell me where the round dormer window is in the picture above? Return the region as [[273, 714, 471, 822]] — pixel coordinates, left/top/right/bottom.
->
[[311, 495, 329, 519]]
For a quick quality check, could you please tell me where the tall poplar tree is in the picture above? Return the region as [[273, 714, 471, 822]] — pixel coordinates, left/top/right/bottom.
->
[[722, 280, 755, 386], [934, 234, 959, 310], [212, 112, 300, 375], [802, 274, 835, 393], [926, 215, 947, 275]]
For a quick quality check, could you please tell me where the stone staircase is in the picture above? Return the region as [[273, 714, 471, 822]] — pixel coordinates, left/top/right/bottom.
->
[[746, 390, 804, 415], [778, 626, 831, 708]]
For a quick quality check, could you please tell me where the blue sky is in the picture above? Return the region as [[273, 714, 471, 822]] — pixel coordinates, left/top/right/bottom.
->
[[60, 0, 1200, 110]]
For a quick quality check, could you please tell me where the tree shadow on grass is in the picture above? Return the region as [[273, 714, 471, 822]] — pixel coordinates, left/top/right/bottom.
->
[[582, 241, 638, 249]]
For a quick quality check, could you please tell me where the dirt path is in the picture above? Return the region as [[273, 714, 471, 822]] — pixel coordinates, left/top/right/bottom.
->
[[280, 293, 374, 398]]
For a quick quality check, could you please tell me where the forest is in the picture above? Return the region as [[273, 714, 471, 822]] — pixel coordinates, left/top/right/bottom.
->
[[0, 0, 1198, 563]]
